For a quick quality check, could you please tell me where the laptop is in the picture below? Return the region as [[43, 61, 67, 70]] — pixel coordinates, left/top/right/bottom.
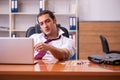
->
[[0, 37, 37, 65]]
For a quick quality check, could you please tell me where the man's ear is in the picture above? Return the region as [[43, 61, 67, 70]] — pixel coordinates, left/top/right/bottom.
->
[[53, 18, 57, 24]]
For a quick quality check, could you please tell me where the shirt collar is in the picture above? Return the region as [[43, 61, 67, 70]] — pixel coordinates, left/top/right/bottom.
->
[[58, 28, 64, 36], [43, 28, 64, 39]]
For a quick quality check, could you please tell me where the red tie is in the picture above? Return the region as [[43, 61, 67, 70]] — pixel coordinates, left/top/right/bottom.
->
[[34, 36, 61, 60]]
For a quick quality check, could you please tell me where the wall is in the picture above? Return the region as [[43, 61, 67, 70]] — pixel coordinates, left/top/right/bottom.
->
[[79, 21, 120, 59], [78, 0, 120, 21]]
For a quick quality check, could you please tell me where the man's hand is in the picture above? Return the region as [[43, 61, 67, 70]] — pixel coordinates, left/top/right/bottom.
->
[[34, 42, 49, 52]]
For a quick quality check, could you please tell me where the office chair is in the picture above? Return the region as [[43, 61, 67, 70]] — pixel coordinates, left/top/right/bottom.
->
[[99, 35, 120, 54], [25, 24, 69, 38], [69, 53, 77, 60]]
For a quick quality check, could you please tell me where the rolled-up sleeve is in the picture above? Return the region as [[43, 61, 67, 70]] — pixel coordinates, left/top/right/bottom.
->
[[61, 37, 76, 58]]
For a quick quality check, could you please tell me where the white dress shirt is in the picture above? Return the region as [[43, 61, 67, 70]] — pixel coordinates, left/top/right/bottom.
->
[[29, 28, 76, 60]]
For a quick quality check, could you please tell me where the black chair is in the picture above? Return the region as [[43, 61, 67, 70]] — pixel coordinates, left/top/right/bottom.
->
[[99, 35, 120, 54], [26, 24, 69, 38]]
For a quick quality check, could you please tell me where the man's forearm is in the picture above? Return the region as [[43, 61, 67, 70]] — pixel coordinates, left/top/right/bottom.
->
[[48, 44, 70, 60]]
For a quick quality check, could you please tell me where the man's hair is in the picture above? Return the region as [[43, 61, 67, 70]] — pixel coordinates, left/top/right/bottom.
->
[[37, 10, 55, 23]]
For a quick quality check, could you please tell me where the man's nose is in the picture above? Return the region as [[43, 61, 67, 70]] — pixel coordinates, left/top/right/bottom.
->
[[43, 23, 47, 28]]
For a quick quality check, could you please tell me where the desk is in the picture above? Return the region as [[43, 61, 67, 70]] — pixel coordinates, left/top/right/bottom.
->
[[0, 60, 120, 80]]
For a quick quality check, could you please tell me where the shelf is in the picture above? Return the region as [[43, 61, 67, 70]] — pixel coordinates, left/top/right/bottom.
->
[[11, 12, 76, 16], [11, 12, 38, 15], [11, 29, 27, 32], [0, 30, 9, 32], [0, 31, 9, 37], [54, 12, 76, 15], [10, 12, 76, 17], [12, 15, 37, 31], [17, 0, 40, 13], [0, 15, 9, 31], [69, 30, 77, 33], [0, 13, 9, 15], [0, 0, 78, 38], [0, 0, 9, 14]]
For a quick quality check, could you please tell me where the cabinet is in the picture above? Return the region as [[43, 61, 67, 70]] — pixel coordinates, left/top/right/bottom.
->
[[0, 0, 79, 58]]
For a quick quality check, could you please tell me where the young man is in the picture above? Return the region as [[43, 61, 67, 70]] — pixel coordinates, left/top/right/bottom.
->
[[30, 10, 75, 61]]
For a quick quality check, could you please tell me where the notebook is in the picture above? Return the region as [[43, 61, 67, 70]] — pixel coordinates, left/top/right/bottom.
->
[[0, 37, 37, 64]]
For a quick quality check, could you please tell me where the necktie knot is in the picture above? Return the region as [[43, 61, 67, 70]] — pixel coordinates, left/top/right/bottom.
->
[[45, 35, 61, 43]]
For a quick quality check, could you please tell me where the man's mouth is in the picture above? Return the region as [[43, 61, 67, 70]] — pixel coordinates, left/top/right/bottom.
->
[[45, 28, 49, 32]]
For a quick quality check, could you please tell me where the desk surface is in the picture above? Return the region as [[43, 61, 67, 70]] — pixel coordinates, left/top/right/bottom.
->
[[0, 60, 120, 80]]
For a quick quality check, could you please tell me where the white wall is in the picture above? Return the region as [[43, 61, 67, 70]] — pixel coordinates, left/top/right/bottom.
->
[[78, 0, 120, 21]]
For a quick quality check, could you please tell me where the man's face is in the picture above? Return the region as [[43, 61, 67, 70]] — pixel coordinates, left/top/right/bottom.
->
[[38, 14, 56, 36]]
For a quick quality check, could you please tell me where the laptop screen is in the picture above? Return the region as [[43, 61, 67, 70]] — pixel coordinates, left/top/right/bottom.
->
[[0, 37, 35, 64]]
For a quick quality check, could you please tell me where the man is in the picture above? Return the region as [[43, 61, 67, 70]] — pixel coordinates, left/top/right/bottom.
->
[[30, 10, 75, 61]]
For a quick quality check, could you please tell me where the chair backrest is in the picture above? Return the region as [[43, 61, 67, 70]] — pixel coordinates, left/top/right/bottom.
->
[[69, 53, 77, 60], [26, 24, 69, 38], [99, 35, 109, 53]]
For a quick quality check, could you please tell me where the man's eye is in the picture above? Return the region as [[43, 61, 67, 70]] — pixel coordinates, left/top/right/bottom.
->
[[40, 23, 43, 26], [46, 19, 50, 23]]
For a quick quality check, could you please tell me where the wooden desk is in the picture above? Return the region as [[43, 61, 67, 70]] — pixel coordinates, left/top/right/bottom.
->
[[0, 60, 120, 80]]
